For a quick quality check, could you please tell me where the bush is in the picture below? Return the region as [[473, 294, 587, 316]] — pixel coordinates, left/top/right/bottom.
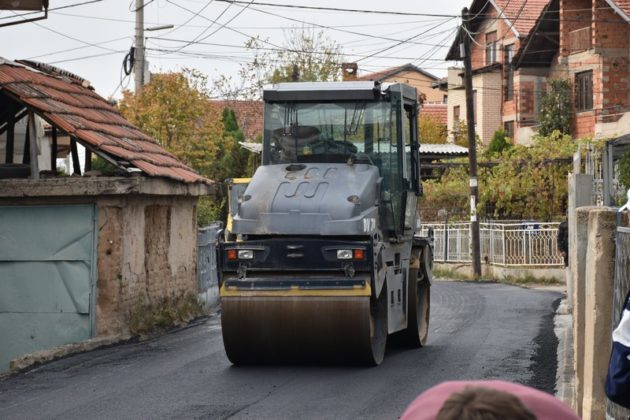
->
[[486, 129, 511, 157]]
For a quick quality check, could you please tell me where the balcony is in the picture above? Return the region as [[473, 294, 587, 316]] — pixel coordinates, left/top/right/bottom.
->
[[569, 27, 591, 53]]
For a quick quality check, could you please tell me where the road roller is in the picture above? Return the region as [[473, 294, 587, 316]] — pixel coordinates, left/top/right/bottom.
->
[[218, 81, 433, 365]]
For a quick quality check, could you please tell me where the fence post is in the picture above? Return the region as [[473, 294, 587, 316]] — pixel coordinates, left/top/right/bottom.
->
[[581, 208, 616, 420], [568, 173, 594, 312]]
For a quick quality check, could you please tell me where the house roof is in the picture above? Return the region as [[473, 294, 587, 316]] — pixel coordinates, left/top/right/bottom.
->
[[606, 0, 630, 21], [446, 0, 551, 61], [421, 103, 447, 126], [419, 143, 468, 156], [513, 0, 559, 69], [212, 99, 264, 141], [357, 63, 438, 82], [0, 58, 209, 184]]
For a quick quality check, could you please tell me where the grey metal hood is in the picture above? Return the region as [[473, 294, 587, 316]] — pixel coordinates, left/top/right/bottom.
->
[[232, 163, 380, 236]]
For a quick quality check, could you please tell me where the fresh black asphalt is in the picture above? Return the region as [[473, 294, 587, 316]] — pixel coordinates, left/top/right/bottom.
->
[[0, 281, 562, 419]]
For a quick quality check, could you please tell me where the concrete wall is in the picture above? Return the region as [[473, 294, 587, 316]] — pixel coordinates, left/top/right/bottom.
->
[[570, 206, 618, 420]]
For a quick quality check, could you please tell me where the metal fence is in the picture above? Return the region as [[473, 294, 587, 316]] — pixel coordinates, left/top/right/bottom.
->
[[420, 221, 564, 267], [197, 222, 222, 308], [606, 225, 630, 419]]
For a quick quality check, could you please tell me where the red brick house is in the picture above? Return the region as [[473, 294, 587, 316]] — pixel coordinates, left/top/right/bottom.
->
[[516, 0, 630, 139], [444, 0, 551, 145], [444, 0, 630, 144]]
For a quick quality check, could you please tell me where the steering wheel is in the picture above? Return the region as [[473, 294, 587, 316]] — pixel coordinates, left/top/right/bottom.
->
[[307, 138, 358, 155]]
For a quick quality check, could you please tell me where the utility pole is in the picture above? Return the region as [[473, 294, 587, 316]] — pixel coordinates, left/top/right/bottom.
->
[[461, 7, 482, 278], [134, 0, 145, 94]]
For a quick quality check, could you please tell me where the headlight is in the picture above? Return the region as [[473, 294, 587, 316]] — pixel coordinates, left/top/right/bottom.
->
[[238, 249, 254, 259], [337, 249, 353, 260]]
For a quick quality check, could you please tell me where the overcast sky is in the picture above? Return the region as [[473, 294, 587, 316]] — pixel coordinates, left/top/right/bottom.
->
[[0, 0, 468, 98]]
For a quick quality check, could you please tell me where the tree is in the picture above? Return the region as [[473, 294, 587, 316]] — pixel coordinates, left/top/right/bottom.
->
[[118, 69, 250, 225], [538, 79, 572, 136], [419, 114, 448, 144], [421, 132, 578, 221], [213, 27, 344, 99]]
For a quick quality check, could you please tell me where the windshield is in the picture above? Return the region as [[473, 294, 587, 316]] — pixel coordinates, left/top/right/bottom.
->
[[263, 101, 397, 165]]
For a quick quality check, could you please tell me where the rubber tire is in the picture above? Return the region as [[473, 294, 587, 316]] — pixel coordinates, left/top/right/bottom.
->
[[401, 246, 432, 347], [368, 286, 388, 365]]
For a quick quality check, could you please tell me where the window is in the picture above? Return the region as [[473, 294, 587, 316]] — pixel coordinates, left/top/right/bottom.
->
[[485, 31, 498, 64], [504, 45, 514, 100], [575, 71, 593, 112], [504, 121, 514, 139]]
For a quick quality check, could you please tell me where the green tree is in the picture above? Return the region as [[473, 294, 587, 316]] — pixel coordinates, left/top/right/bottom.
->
[[538, 79, 572, 136], [213, 27, 344, 99], [486, 128, 512, 157]]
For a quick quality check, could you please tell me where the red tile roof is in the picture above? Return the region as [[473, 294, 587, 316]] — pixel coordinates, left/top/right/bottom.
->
[[495, 0, 550, 37], [608, 0, 630, 21], [0, 59, 210, 184], [446, 0, 552, 60], [357, 63, 438, 82], [212, 100, 263, 141], [421, 103, 447, 126]]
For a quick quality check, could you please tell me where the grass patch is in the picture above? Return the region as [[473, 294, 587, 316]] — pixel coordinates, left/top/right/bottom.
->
[[129, 292, 204, 337]]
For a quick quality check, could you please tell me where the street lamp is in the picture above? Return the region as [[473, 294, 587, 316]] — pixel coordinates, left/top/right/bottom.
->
[[145, 24, 174, 31]]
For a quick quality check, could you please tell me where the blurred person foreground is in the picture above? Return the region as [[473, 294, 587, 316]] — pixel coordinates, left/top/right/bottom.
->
[[401, 380, 580, 420]]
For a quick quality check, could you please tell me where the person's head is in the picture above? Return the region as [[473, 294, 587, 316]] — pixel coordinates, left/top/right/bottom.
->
[[436, 386, 536, 420]]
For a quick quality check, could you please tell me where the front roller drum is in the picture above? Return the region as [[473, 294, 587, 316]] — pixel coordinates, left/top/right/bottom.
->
[[221, 294, 387, 365]]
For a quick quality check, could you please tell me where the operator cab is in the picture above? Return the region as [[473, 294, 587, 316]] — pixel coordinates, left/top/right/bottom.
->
[[262, 81, 422, 239]]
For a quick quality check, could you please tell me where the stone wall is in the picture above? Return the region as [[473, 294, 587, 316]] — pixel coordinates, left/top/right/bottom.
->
[[0, 177, 212, 339], [96, 194, 199, 337]]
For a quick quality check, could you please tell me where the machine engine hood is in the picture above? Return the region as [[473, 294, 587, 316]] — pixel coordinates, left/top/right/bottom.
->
[[232, 163, 380, 236]]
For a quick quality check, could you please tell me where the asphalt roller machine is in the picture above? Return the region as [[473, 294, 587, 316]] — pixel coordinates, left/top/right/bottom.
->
[[218, 81, 433, 365]]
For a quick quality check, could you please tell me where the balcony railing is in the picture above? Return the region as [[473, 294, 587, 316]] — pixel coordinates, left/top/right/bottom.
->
[[569, 27, 591, 53]]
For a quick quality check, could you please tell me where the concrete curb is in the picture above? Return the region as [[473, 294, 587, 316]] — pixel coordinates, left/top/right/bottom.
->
[[555, 298, 576, 409]]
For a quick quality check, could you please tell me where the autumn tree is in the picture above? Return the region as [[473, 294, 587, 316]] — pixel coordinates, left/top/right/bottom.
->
[[119, 69, 249, 224], [419, 114, 448, 144], [213, 27, 344, 99]]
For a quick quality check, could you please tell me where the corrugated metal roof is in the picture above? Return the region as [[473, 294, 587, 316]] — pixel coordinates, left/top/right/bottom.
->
[[420, 143, 468, 155], [0, 58, 210, 184], [240, 141, 468, 157]]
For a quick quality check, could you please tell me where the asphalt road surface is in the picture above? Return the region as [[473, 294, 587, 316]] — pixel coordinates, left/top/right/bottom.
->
[[0, 281, 562, 420]]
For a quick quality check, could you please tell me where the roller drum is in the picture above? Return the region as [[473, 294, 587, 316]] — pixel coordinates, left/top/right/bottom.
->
[[221, 295, 386, 365]]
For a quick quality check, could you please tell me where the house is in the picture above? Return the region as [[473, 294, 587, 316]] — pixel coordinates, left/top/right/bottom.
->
[[444, 0, 552, 145], [515, 0, 630, 139], [444, 0, 630, 145], [343, 62, 445, 104], [0, 58, 213, 373]]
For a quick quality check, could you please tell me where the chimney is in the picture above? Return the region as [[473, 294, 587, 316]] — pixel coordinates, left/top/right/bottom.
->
[[342, 62, 358, 81]]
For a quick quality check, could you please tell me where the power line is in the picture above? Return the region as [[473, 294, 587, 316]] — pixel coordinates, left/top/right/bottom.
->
[[25, 36, 130, 60], [50, 10, 442, 30], [212, 0, 458, 18], [230, 2, 456, 47], [357, 18, 456, 63]]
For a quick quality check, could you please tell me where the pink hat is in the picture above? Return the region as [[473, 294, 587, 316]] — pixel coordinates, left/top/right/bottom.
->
[[401, 380, 580, 420]]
